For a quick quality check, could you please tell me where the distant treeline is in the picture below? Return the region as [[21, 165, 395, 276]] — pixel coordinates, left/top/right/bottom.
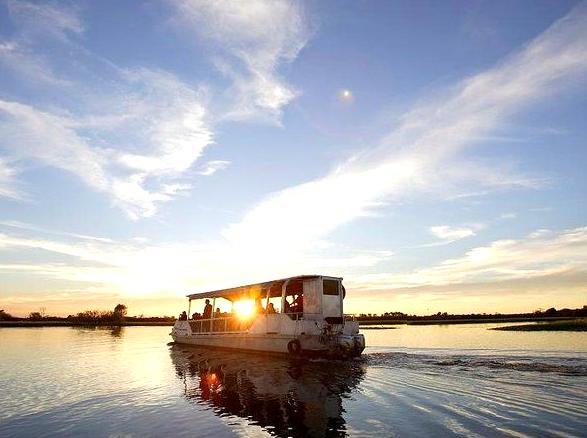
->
[[2, 305, 585, 325], [0, 304, 175, 325], [354, 306, 587, 323]]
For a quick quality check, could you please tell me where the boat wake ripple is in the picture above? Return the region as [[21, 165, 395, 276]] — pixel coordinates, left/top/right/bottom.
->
[[365, 351, 587, 376]]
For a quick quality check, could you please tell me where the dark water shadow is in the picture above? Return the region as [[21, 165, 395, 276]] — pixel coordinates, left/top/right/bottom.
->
[[69, 325, 125, 338], [169, 345, 366, 437]]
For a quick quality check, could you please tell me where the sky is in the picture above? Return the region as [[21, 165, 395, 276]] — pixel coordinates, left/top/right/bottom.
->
[[0, 0, 586, 317]]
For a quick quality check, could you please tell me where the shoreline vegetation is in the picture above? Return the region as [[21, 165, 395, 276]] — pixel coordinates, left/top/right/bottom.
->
[[0, 320, 175, 327], [493, 318, 587, 332], [1, 305, 585, 329], [0, 305, 175, 328], [357, 316, 579, 326]]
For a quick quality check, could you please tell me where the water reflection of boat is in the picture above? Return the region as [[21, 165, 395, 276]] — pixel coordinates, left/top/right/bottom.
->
[[169, 344, 366, 437]]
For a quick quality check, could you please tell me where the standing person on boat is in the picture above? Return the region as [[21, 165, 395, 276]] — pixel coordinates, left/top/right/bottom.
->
[[202, 299, 212, 331], [203, 299, 212, 319], [214, 307, 222, 331]]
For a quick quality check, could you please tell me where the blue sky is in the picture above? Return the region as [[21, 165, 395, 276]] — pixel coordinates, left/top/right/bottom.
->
[[0, 0, 586, 317]]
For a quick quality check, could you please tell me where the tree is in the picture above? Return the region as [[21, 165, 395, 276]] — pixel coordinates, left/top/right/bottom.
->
[[75, 310, 109, 324], [28, 312, 43, 321], [544, 307, 557, 316], [114, 304, 127, 316], [0, 309, 13, 321], [113, 304, 128, 324]]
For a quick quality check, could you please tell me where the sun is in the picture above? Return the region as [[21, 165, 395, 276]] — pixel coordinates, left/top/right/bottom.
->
[[233, 299, 255, 320]]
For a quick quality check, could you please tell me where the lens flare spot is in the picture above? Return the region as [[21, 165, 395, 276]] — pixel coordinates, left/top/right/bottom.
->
[[339, 89, 353, 101]]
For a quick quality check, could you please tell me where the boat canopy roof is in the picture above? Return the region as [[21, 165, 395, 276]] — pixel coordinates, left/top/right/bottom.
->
[[186, 275, 342, 302]]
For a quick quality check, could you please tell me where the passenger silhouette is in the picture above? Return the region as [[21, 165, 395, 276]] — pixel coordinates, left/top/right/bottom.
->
[[203, 299, 212, 319]]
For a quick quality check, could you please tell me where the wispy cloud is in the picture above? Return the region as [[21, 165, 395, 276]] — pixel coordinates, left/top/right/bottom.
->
[[0, 3, 217, 219], [6, 0, 84, 40], [197, 160, 231, 176], [0, 40, 69, 86], [0, 223, 392, 300], [419, 224, 483, 247], [430, 225, 477, 241], [0, 220, 113, 243], [349, 226, 587, 292], [0, 99, 110, 190], [224, 3, 587, 254], [171, 0, 311, 122], [0, 224, 583, 315], [0, 1, 81, 85], [0, 92, 212, 219], [0, 0, 312, 218], [0, 157, 22, 199]]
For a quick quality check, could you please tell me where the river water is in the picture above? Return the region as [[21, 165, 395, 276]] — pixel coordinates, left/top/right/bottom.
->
[[0, 323, 586, 437]]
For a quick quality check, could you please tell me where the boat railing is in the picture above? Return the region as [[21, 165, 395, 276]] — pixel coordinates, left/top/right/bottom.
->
[[285, 312, 304, 320], [188, 316, 252, 334], [187, 311, 305, 334]]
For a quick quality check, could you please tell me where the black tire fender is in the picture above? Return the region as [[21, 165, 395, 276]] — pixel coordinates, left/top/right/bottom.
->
[[287, 339, 301, 355]]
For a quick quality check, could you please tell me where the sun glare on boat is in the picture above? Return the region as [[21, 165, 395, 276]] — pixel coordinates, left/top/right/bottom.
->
[[233, 299, 255, 319]]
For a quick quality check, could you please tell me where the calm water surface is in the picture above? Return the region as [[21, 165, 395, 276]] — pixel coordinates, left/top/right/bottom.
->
[[1, 323, 586, 437]]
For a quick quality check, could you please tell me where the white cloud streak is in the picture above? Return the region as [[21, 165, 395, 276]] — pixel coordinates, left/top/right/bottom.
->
[[0, 225, 584, 313], [6, 0, 84, 40], [0, 224, 393, 299], [348, 226, 587, 292], [0, 99, 110, 189], [0, 40, 69, 86], [1, 0, 311, 217], [0, 3, 217, 219], [197, 160, 231, 176], [421, 225, 481, 247], [0, 157, 22, 199], [430, 226, 476, 241], [224, 3, 587, 255], [0, 87, 214, 219], [0, 220, 113, 242], [171, 0, 310, 122]]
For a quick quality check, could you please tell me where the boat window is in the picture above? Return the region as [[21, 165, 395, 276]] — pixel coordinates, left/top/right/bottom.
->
[[266, 296, 279, 313], [323, 279, 340, 296], [285, 280, 303, 296]]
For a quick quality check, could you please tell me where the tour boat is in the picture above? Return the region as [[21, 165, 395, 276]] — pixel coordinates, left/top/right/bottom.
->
[[170, 275, 365, 358]]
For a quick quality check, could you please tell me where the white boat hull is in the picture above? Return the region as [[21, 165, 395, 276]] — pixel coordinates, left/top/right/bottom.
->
[[171, 320, 365, 358]]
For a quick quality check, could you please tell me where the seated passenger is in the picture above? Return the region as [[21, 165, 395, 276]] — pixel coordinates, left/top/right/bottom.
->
[[283, 297, 291, 313], [179, 311, 187, 320], [292, 294, 304, 313], [267, 302, 277, 314]]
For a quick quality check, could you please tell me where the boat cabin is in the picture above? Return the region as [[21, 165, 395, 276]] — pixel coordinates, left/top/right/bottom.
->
[[183, 275, 346, 334], [172, 274, 365, 358]]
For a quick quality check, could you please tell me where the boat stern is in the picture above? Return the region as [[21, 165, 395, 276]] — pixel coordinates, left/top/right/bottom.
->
[[332, 333, 365, 358], [171, 320, 190, 342]]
